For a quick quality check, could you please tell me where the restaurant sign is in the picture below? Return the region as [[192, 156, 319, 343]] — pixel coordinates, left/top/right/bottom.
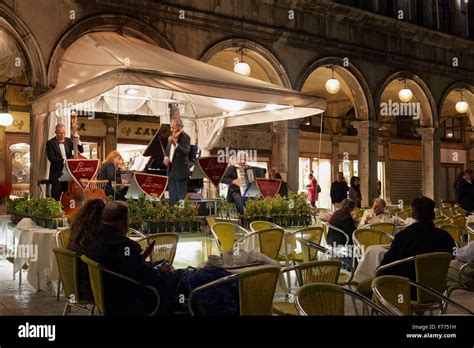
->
[[5, 112, 30, 133], [256, 179, 282, 198], [119, 121, 161, 141], [59, 159, 100, 186], [126, 172, 168, 200], [191, 156, 228, 187]]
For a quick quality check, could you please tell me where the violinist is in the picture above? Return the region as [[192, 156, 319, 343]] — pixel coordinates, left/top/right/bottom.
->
[[163, 117, 190, 205], [46, 124, 84, 201], [98, 151, 128, 201]]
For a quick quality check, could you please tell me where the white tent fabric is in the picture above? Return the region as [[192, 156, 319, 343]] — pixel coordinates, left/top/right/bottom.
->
[[32, 32, 325, 121]]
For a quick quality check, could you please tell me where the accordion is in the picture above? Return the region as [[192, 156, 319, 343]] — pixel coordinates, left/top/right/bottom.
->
[[236, 165, 266, 198]]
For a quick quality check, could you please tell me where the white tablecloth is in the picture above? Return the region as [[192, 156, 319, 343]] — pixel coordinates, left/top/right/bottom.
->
[[10, 218, 59, 293], [353, 245, 389, 283], [26, 227, 59, 293]]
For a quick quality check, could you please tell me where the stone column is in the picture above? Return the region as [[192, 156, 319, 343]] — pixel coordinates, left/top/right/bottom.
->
[[416, 127, 442, 206], [275, 120, 299, 192], [352, 120, 380, 207]]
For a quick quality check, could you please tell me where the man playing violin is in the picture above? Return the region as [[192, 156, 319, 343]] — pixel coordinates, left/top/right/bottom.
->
[[163, 117, 191, 205], [46, 123, 84, 201]]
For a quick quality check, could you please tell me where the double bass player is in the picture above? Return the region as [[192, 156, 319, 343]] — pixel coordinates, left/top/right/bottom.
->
[[46, 123, 83, 201]]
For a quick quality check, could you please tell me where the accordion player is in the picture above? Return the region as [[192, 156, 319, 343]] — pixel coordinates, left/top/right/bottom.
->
[[221, 151, 266, 215]]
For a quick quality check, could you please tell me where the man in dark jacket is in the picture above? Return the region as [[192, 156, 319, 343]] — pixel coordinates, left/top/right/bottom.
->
[[330, 172, 349, 209], [85, 202, 181, 315], [46, 124, 84, 200], [163, 117, 191, 205], [378, 196, 456, 289]]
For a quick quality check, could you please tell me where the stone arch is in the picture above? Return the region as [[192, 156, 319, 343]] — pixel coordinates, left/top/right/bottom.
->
[[295, 57, 373, 120], [47, 14, 174, 88], [0, 3, 47, 87], [439, 82, 474, 130], [200, 38, 292, 88], [376, 71, 438, 127]]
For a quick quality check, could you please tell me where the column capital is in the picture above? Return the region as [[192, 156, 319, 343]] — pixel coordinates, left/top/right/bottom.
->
[[415, 127, 442, 140], [351, 120, 381, 130]]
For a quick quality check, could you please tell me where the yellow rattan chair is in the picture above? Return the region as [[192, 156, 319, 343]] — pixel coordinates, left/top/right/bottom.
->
[[55, 228, 71, 301], [441, 209, 455, 218], [452, 214, 466, 227], [372, 275, 473, 315], [250, 220, 274, 232], [56, 228, 70, 248], [446, 262, 474, 298], [433, 217, 447, 228], [439, 224, 467, 248], [296, 237, 357, 288], [375, 252, 452, 313], [211, 222, 249, 255], [53, 248, 95, 315], [80, 255, 160, 316], [273, 260, 342, 316], [188, 265, 280, 316], [137, 233, 179, 264], [238, 228, 284, 260], [395, 211, 409, 221], [127, 228, 146, 239], [280, 226, 324, 264], [294, 283, 391, 316], [353, 228, 394, 252], [368, 222, 396, 235]]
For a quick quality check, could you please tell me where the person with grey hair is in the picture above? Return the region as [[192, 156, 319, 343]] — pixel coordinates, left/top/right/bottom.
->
[[46, 123, 83, 200], [163, 117, 191, 205], [222, 151, 250, 215], [357, 198, 393, 228]]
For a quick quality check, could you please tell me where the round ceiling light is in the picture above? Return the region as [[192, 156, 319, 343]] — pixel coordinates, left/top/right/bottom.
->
[[399, 88, 413, 103]]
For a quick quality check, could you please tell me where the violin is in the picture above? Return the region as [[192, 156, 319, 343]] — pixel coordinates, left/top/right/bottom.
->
[[168, 129, 183, 143]]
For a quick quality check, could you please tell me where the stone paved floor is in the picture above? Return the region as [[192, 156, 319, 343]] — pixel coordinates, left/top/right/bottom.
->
[[0, 258, 472, 316]]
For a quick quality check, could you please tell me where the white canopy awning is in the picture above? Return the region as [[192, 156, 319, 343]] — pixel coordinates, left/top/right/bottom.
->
[[30, 31, 326, 198], [32, 32, 326, 126]]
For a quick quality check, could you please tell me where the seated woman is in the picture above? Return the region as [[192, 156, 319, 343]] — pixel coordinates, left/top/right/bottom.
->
[[67, 199, 106, 301], [99, 151, 128, 201], [327, 198, 356, 246]]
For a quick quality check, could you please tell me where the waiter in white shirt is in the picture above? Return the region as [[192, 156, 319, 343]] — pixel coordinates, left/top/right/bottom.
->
[[46, 124, 84, 201]]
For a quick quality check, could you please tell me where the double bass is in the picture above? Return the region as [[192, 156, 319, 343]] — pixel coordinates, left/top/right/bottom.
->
[[60, 111, 106, 218]]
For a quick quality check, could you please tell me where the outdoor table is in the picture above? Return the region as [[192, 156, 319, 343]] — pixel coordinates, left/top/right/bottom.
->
[[8, 218, 60, 293], [201, 251, 289, 295], [25, 227, 59, 293], [353, 244, 389, 283]]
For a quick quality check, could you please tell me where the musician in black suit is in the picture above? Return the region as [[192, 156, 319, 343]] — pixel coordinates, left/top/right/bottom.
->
[[222, 151, 248, 215], [46, 124, 84, 201], [163, 118, 191, 205]]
